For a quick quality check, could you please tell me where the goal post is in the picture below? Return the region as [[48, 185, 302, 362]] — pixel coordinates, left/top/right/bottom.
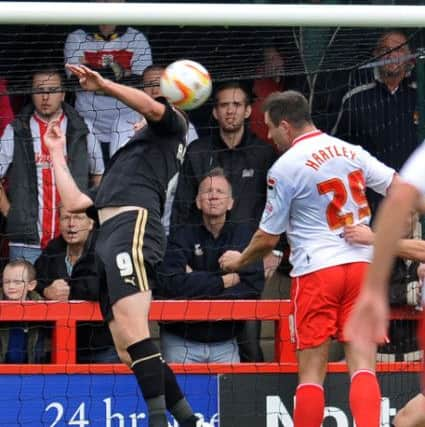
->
[[1, 2, 425, 27]]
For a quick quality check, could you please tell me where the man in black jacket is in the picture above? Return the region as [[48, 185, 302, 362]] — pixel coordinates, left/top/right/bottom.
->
[[171, 81, 277, 230], [0, 67, 104, 263], [332, 31, 418, 214], [158, 168, 264, 363], [35, 206, 118, 363]]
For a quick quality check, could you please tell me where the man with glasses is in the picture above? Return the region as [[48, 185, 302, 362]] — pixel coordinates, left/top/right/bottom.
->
[[333, 30, 416, 172]]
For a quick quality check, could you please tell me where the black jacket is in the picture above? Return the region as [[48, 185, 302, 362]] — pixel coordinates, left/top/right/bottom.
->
[[332, 75, 418, 213], [171, 129, 277, 229], [333, 76, 418, 172], [35, 232, 99, 300], [34, 231, 114, 352], [0, 289, 50, 363], [157, 222, 264, 342], [6, 102, 90, 245]]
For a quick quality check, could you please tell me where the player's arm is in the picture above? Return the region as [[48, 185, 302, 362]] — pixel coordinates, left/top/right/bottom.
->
[[219, 229, 280, 272], [345, 180, 420, 348], [346, 144, 425, 348], [66, 64, 165, 122], [367, 172, 424, 280], [345, 224, 425, 262], [45, 121, 93, 213], [221, 168, 290, 272], [366, 180, 421, 293], [396, 239, 425, 262]]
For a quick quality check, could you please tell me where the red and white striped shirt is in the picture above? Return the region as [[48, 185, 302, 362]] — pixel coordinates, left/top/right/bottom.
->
[[0, 113, 103, 248]]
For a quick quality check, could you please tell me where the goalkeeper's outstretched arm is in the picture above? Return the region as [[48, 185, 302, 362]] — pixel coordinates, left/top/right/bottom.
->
[[66, 64, 166, 122]]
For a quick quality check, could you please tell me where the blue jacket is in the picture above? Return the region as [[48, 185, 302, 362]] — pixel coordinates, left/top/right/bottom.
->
[[156, 221, 264, 342]]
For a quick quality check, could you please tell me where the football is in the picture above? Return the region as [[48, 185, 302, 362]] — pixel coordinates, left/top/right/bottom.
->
[[160, 59, 212, 110]]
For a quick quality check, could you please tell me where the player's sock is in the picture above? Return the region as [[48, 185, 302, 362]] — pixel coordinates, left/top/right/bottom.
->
[[293, 383, 324, 427], [349, 369, 381, 427], [127, 338, 167, 427], [163, 362, 199, 426]]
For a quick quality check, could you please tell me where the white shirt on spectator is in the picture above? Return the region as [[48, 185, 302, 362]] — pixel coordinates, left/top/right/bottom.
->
[[64, 26, 152, 144]]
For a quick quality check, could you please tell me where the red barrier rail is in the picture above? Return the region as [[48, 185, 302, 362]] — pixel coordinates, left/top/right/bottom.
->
[[0, 300, 421, 375]]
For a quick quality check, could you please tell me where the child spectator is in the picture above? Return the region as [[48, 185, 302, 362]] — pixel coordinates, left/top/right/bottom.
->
[[0, 259, 50, 363]]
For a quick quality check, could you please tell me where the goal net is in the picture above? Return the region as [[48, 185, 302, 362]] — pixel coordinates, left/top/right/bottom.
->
[[0, 2, 423, 426]]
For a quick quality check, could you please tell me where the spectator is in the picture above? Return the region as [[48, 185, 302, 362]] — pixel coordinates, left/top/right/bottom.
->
[[64, 1, 152, 164], [250, 46, 285, 152], [332, 30, 417, 173], [34, 206, 119, 363], [332, 31, 417, 214], [171, 81, 276, 362], [110, 64, 198, 236], [157, 168, 264, 363], [0, 67, 104, 263], [0, 259, 50, 363], [172, 81, 277, 231], [344, 216, 422, 362]]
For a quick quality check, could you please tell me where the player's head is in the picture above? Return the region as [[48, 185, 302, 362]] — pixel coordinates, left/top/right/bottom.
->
[[32, 68, 65, 121], [374, 30, 411, 80], [2, 259, 37, 301], [262, 90, 313, 150], [59, 205, 93, 246], [196, 167, 234, 219], [213, 82, 252, 134], [140, 63, 189, 128], [142, 64, 165, 99]]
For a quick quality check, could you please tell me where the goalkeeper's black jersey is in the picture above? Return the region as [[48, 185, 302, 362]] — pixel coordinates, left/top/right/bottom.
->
[[93, 98, 187, 218]]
